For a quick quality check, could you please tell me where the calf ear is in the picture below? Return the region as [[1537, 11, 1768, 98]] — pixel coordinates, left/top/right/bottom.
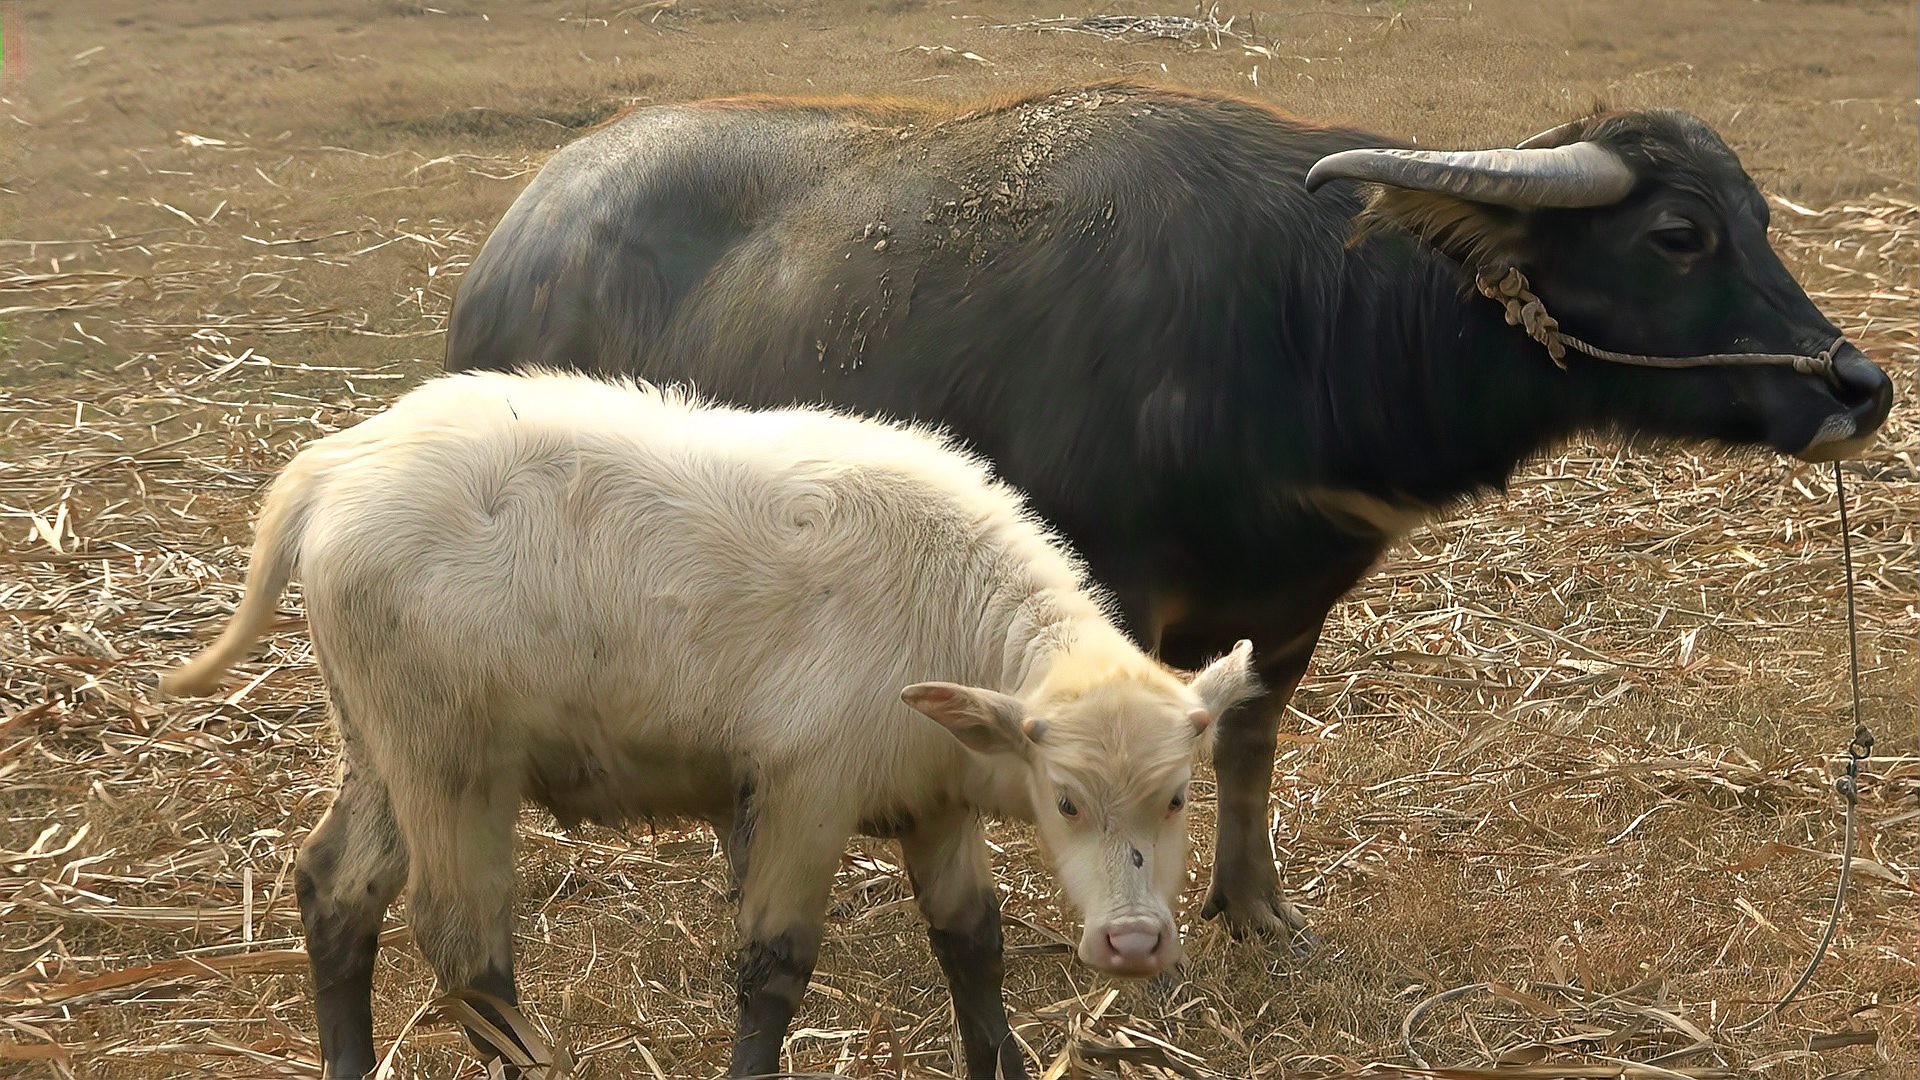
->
[[901, 682, 1033, 757], [1186, 640, 1261, 724]]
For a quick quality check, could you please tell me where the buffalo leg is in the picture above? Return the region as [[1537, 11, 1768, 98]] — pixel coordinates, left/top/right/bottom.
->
[[1199, 634, 1320, 953], [902, 815, 1026, 1080], [390, 775, 530, 1072], [296, 749, 408, 1080], [728, 782, 850, 1078]]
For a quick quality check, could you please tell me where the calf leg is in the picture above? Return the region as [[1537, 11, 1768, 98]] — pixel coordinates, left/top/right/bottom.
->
[[707, 776, 757, 897], [389, 775, 529, 1070], [728, 780, 851, 1078], [901, 815, 1026, 1080], [296, 751, 408, 1080], [1200, 639, 1319, 954]]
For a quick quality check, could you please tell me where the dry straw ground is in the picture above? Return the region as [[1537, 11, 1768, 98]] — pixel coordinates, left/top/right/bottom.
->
[[2, 1, 1915, 1078]]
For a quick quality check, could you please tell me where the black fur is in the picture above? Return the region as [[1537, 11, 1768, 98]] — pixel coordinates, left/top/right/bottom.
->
[[459, 961, 531, 1076], [294, 729, 409, 1080], [447, 81, 1892, 937], [448, 83, 1887, 659], [296, 865, 383, 1080], [724, 775, 756, 893], [926, 897, 1026, 1079], [732, 931, 818, 1078]]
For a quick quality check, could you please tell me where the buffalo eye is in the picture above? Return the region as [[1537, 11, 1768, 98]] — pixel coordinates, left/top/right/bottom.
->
[[1648, 222, 1710, 260], [1057, 796, 1079, 819]]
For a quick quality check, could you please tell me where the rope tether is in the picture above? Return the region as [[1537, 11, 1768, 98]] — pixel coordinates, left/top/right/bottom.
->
[[1475, 266, 1844, 377], [1476, 264, 1873, 1037], [1726, 462, 1874, 1034]]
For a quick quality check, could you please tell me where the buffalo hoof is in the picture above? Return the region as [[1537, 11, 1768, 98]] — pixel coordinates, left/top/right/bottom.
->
[[1200, 881, 1320, 959]]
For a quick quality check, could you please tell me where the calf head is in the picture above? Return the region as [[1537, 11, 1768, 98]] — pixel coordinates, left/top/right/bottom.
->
[[1308, 109, 1892, 462], [903, 640, 1259, 977]]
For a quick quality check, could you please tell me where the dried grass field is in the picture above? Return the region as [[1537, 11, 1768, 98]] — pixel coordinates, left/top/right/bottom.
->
[[1, 1, 1915, 1077]]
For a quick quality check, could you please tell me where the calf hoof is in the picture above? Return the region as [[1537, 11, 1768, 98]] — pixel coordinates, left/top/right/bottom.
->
[[1200, 881, 1319, 959]]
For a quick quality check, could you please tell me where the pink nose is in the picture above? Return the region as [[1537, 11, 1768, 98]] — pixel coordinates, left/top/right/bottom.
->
[[1099, 918, 1166, 975]]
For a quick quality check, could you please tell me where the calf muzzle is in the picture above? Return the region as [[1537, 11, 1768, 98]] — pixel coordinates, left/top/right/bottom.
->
[[1082, 915, 1177, 977]]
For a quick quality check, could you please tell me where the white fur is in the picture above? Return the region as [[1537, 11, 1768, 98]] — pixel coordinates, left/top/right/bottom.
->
[[164, 369, 1258, 984]]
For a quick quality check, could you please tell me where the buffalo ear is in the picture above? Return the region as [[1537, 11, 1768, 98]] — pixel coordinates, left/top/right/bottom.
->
[[1352, 188, 1528, 270], [901, 682, 1033, 757]]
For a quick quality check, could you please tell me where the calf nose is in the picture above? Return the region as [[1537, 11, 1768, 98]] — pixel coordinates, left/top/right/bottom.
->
[[1108, 927, 1160, 960], [1099, 918, 1166, 975]]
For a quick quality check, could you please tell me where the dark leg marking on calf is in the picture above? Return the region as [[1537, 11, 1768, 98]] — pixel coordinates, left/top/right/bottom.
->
[[455, 958, 532, 1073], [295, 866, 382, 1080], [295, 749, 408, 1080], [729, 930, 818, 1078], [722, 776, 756, 895], [857, 807, 918, 840], [925, 895, 1026, 1079]]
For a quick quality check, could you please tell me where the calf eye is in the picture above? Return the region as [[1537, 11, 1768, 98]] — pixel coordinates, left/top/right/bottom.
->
[[1168, 789, 1186, 814], [1057, 796, 1079, 819]]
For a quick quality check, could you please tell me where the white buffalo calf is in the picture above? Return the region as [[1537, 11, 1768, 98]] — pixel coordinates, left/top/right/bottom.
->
[[163, 371, 1258, 1080]]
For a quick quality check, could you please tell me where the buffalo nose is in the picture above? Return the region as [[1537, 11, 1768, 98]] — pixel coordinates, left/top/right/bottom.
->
[[1832, 346, 1893, 420]]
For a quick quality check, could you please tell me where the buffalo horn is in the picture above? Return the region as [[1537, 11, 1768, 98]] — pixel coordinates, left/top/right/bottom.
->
[[1304, 141, 1635, 208], [1515, 119, 1585, 149]]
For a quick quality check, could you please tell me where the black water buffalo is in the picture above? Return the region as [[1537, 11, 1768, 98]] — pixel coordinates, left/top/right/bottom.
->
[[445, 81, 1892, 949]]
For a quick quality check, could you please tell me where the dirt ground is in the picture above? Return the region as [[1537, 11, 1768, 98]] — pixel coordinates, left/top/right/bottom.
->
[[2, 1, 1915, 1077]]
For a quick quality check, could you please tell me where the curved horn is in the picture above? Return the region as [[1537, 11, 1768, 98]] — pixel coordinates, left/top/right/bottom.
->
[[1304, 142, 1635, 208]]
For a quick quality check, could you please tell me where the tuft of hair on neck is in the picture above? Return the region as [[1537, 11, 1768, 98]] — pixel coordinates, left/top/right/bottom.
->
[[1350, 187, 1528, 276]]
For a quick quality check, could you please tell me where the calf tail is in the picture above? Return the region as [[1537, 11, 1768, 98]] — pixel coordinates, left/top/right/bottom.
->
[[161, 455, 321, 697]]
